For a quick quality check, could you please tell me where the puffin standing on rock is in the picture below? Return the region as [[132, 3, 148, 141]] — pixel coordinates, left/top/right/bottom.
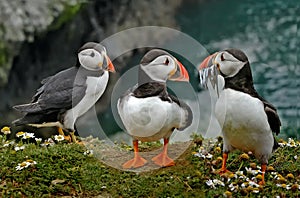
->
[[13, 42, 115, 142], [118, 49, 192, 169], [199, 48, 281, 185]]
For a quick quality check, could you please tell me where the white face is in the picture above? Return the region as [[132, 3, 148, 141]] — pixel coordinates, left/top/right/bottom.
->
[[78, 48, 105, 71], [214, 51, 247, 78], [141, 55, 177, 82]]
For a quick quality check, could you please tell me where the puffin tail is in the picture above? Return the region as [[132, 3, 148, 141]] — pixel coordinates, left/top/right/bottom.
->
[[13, 102, 42, 113], [273, 136, 279, 151], [178, 100, 193, 131], [12, 117, 28, 126]]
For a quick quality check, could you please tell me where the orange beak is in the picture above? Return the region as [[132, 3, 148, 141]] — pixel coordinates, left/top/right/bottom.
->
[[170, 59, 190, 82], [105, 55, 116, 73], [198, 53, 217, 70]]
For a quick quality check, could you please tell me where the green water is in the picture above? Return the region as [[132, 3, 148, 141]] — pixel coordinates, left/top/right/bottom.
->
[[176, 0, 299, 137], [100, 0, 299, 138]]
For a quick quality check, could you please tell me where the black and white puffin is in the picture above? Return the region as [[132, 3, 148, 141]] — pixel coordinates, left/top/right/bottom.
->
[[12, 42, 115, 142], [117, 49, 192, 169], [199, 48, 281, 185]]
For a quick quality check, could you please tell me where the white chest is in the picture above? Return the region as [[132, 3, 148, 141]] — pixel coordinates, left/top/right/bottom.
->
[[215, 89, 273, 151], [118, 95, 184, 140], [64, 71, 109, 129]]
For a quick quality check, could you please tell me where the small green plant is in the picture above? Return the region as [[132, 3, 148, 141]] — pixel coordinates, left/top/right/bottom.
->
[[0, 126, 299, 197]]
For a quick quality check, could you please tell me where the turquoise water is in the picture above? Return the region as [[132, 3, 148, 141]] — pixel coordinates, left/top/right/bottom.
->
[[176, 0, 299, 137], [100, 1, 299, 139]]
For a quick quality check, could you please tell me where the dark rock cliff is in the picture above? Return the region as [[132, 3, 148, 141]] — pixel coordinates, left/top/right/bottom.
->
[[0, 0, 182, 125]]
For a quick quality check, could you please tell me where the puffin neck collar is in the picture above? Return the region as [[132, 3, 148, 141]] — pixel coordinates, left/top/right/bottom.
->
[[80, 64, 103, 72]]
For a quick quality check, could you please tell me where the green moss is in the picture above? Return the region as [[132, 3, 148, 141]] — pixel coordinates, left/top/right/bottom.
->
[[48, 3, 85, 31], [0, 133, 299, 197]]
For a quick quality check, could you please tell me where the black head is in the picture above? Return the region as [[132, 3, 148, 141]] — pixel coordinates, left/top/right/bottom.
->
[[138, 49, 189, 85], [76, 42, 115, 72]]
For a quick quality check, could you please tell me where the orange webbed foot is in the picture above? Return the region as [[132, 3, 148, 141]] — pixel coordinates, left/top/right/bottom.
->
[[152, 152, 175, 167], [123, 140, 147, 169], [122, 155, 147, 169]]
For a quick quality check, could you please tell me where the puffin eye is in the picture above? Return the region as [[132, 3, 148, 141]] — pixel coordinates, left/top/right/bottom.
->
[[164, 58, 169, 65], [221, 53, 225, 61], [90, 51, 95, 57]]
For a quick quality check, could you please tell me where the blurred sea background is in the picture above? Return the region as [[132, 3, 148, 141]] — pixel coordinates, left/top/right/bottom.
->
[[0, 0, 298, 140]]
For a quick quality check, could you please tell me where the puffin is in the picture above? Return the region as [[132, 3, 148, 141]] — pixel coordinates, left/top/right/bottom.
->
[[12, 42, 115, 142], [117, 49, 192, 169], [199, 48, 281, 185]]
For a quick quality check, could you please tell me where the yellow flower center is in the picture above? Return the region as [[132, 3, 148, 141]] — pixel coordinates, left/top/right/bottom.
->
[[1, 126, 10, 131]]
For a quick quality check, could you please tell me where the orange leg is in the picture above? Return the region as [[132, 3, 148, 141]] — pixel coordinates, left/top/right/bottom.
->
[[122, 140, 147, 169], [218, 152, 231, 174], [57, 127, 71, 142], [259, 163, 267, 185], [152, 138, 175, 167]]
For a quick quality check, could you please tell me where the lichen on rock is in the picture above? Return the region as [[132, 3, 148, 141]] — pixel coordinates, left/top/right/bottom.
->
[[0, 0, 84, 87]]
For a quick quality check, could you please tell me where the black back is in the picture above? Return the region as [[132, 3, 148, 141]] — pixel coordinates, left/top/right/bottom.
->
[[223, 49, 281, 146]]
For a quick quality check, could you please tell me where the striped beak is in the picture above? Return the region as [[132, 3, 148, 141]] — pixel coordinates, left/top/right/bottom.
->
[[105, 54, 116, 73], [169, 59, 189, 82]]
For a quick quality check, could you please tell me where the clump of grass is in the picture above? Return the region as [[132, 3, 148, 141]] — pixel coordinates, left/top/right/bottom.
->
[[0, 127, 299, 197]]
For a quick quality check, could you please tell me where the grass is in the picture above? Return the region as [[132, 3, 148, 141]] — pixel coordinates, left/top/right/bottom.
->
[[0, 129, 299, 197]]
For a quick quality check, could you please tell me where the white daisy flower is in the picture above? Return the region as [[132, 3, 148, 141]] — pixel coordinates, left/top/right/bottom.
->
[[22, 132, 35, 139], [16, 131, 26, 138], [228, 183, 238, 191], [1, 126, 11, 135], [35, 138, 42, 143], [276, 184, 291, 190], [14, 145, 25, 151], [194, 149, 213, 159], [15, 161, 31, 171], [294, 155, 298, 160], [245, 167, 260, 175], [3, 143, 10, 147], [3, 140, 15, 147], [206, 153, 213, 159], [41, 138, 55, 147], [278, 143, 285, 147], [248, 181, 260, 188], [236, 171, 244, 175], [15, 160, 36, 171], [241, 182, 247, 188], [206, 179, 216, 189], [213, 179, 224, 185], [194, 153, 206, 158], [83, 150, 94, 156], [54, 135, 65, 142], [286, 138, 297, 147]]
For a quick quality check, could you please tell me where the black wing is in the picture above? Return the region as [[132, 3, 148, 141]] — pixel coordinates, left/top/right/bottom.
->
[[167, 94, 193, 131], [13, 67, 86, 114], [264, 101, 281, 135], [245, 88, 281, 136]]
